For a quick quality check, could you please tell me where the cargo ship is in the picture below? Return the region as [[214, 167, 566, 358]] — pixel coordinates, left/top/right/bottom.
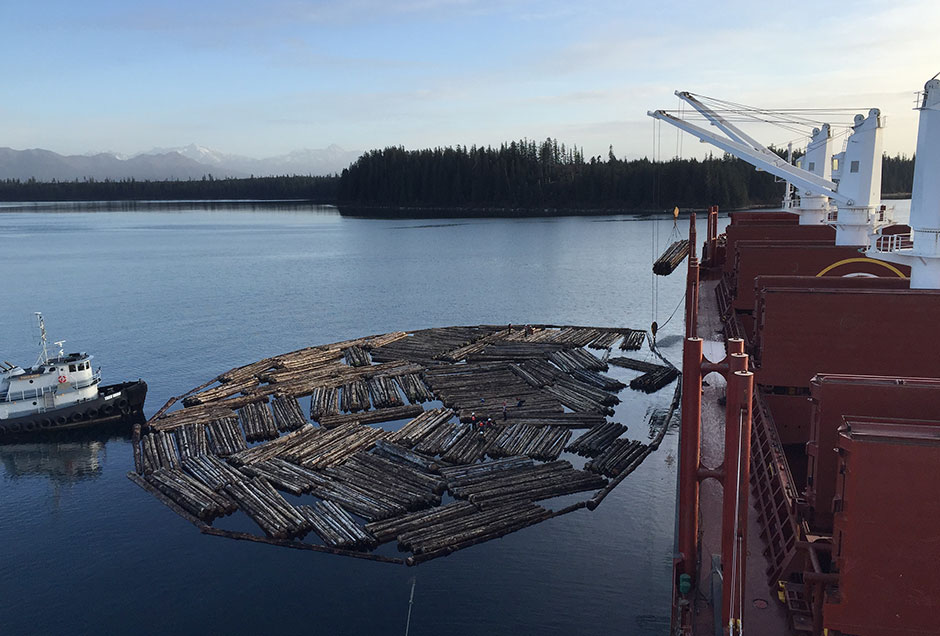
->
[[0, 313, 147, 437], [648, 76, 940, 635]]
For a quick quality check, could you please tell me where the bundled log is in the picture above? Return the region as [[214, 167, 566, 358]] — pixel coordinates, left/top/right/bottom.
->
[[286, 422, 389, 470], [370, 326, 498, 364], [543, 383, 614, 415], [619, 329, 647, 351], [388, 408, 453, 447], [569, 368, 626, 391], [206, 417, 248, 456], [608, 357, 665, 373], [566, 421, 627, 457], [229, 424, 322, 466], [270, 395, 306, 432], [241, 457, 324, 495], [340, 380, 370, 412], [224, 476, 310, 539], [140, 430, 182, 473], [447, 460, 606, 508], [174, 423, 209, 459], [237, 401, 279, 442], [489, 424, 571, 461], [367, 376, 404, 409], [300, 501, 376, 549], [441, 425, 500, 464], [342, 345, 371, 367], [309, 386, 338, 421], [542, 327, 601, 348], [146, 468, 236, 521], [398, 500, 550, 556], [585, 439, 651, 477], [413, 421, 468, 456], [508, 413, 607, 428], [181, 453, 245, 490], [325, 453, 444, 513], [319, 404, 425, 430], [438, 456, 534, 483], [372, 439, 444, 474], [587, 331, 624, 350], [548, 348, 607, 373], [395, 373, 434, 403], [653, 239, 690, 275], [467, 342, 565, 362], [630, 366, 680, 394], [365, 500, 478, 545]]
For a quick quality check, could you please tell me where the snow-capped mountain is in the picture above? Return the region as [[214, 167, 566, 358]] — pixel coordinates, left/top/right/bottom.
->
[[0, 143, 362, 181]]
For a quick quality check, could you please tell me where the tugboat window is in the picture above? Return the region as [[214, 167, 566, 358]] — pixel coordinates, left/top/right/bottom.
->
[[69, 364, 76, 372]]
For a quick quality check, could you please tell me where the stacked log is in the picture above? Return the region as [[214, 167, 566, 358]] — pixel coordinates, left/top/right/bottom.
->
[[552, 374, 620, 407], [395, 373, 434, 403], [388, 408, 453, 447], [146, 468, 236, 521], [509, 413, 607, 428], [206, 417, 248, 456], [398, 500, 551, 557], [619, 330, 647, 351], [413, 421, 468, 456], [542, 327, 602, 348], [653, 239, 690, 275], [285, 423, 388, 470], [370, 326, 498, 364], [229, 424, 322, 466], [342, 345, 371, 367], [241, 457, 324, 495], [238, 402, 279, 442], [367, 376, 404, 408], [569, 369, 626, 391], [437, 456, 534, 483], [300, 501, 376, 548], [300, 471, 408, 521], [371, 440, 443, 474], [489, 424, 571, 461], [309, 386, 338, 420], [340, 380, 370, 413], [444, 460, 606, 508], [587, 331, 624, 350], [318, 404, 425, 430], [543, 383, 614, 415], [585, 439, 651, 477], [324, 453, 445, 512], [174, 423, 209, 458], [140, 430, 181, 473], [224, 477, 311, 539], [180, 454, 245, 490], [467, 341, 565, 362], [566, 422, 627, 457], [608, 357, 665, 373], [441, 426, 500, 464], [548, 348, 607, 373], [270, 395, 307, 432], [365, 500, 478, 545]]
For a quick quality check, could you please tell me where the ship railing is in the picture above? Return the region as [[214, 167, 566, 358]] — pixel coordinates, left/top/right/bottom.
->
[[69, 371, 101, 391], [872, 232, 914, 253], [1, 383, 57, 403]]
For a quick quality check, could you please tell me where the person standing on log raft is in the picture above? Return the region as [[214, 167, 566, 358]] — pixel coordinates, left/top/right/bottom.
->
[[502, 401, 508, 420]]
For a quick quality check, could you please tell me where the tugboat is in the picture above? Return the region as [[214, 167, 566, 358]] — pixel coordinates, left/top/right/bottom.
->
[[0, 313, 147, 437]]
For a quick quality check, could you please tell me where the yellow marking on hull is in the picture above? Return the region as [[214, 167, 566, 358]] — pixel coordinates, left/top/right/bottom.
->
[[816, 257, 907, 278]]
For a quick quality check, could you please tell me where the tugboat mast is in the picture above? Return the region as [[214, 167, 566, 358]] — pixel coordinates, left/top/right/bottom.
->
[[34, 312, 49, 366]]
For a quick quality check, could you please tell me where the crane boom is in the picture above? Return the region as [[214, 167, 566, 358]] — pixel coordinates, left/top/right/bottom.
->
[[647, 109, 852, 205], [675, 92, 776, 158]]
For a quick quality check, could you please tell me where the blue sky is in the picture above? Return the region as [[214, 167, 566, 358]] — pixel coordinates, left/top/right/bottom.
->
[[2, 0, 937, 160]]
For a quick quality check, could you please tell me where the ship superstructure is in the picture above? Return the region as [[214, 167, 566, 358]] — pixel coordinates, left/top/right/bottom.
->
[[650, 76, 940, 635]]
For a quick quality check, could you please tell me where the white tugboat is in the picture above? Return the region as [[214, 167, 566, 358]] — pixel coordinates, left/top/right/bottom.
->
[[0, 313, 147, 437]]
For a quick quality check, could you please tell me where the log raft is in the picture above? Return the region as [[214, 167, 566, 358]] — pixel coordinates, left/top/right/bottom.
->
[[131, 323, 673, 565]]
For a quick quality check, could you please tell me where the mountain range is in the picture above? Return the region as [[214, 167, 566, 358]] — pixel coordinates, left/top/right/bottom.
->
[[0, 144, 362, 181]]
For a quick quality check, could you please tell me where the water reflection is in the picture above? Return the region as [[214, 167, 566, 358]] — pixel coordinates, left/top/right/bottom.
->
[[0, 425, 134, 484]]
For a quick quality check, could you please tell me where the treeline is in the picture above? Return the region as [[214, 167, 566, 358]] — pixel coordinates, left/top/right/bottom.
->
[[338, 139, 915, 211], [0, 174, 339, 202]]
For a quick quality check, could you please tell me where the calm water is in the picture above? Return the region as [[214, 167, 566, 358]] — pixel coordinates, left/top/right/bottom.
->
[[0, 202, 711, 635]]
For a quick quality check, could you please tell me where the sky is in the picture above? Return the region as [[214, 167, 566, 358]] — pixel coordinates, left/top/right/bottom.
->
[[2, 0, 938, 161]]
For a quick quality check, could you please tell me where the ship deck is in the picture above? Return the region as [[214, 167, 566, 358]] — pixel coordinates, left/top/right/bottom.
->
[[692, 277, 790, 635]]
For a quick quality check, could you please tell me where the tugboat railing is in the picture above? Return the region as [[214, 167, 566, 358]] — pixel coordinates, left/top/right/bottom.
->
[[0, 371, 101, 403]]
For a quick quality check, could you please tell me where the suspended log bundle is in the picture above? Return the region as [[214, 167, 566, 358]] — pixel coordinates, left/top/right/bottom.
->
[[389, 408, 454, 447], [238, 401, 279, 442], [340, 380, 370, 413], [630, 366, 680, 394], [301, 501, 376, 549], [395, 373, 434, 403], [309, 386, 338, 420], [270, 395, 306, 432], [585, 439, 651, 477], [619, 329, 647, 351], [342, 345, 371, 367], [132, 323, 672, 564], [566, 422, 628, 457], [206, 417, 248, 456], [652, 239, 690, 275], [318, 404, 425, 430], [367, 376, 404, 408], [490, 424, 571, 461]]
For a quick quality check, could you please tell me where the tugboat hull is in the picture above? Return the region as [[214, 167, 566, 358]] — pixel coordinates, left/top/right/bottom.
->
[[0, 380, 147, 437]]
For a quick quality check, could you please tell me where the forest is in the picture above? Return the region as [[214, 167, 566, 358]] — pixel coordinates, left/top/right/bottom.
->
[[0, 138, 915, 213]]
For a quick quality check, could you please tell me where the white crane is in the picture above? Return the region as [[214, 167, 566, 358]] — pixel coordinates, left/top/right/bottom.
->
[[869, 76, 940, 289], [648, 93, 885, 245]]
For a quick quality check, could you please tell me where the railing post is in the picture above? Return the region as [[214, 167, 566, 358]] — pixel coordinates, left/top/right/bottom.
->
[[678, 337, 704, 579]]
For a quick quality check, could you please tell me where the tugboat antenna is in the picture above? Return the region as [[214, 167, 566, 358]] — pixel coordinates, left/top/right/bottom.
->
[[34, 312, 49, 366]]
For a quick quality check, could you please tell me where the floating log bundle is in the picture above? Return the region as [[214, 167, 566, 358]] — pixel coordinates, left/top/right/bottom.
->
[[270, 395, 306, 432], [652, 239, 690, 275], [133, 323, 673, 565], [630, 366, 680, 394], [238, 401, 279, 442]]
